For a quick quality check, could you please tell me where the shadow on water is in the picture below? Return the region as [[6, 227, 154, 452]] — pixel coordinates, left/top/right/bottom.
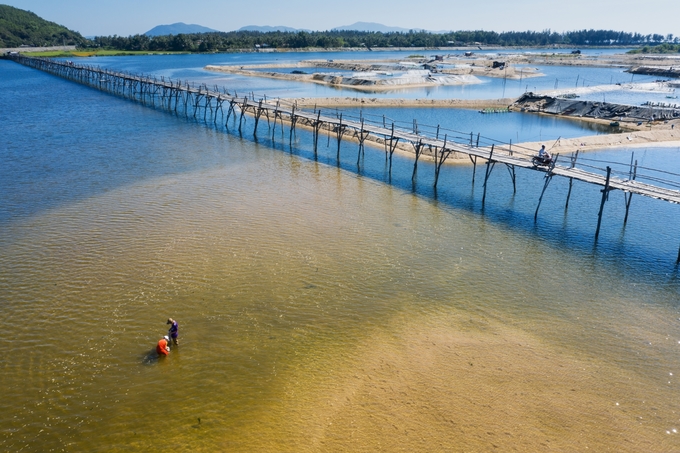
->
[[221, 111, 680, 279], [3, 60, 680, 278], [141, 349, 163, 365]]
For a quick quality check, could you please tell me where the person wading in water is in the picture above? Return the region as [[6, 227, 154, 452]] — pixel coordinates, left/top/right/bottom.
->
[[167, 318, 179, 345]]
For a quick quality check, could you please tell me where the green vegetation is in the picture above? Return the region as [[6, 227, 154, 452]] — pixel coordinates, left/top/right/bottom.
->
[[24, 49, 188, 57], [0, 4, 87, 48], [628, 43, 680, 54], [2, 4, 679, 56], [86, 30, 679, 53]]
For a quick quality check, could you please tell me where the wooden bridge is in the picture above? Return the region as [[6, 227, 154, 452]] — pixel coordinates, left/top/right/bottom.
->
[[9, 55, 680, 261]]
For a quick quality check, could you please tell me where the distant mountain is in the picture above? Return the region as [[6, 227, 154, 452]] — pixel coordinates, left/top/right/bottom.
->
[[0, 4, 87, 48], [145, 22, 221, 36], [332, 22, 416, 33], [238, 25, 302, 33], [331, 22, 451, 34]]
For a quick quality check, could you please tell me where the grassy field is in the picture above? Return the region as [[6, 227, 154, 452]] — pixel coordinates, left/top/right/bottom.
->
[[23, 50, 189, 57]]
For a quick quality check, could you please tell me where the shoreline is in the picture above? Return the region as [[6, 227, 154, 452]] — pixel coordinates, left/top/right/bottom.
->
[[514, 130, 680, 156]]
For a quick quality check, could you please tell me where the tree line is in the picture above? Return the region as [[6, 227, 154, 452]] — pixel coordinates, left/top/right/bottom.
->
[[85, 29, 679, 52], [629, 43, 680, 54]]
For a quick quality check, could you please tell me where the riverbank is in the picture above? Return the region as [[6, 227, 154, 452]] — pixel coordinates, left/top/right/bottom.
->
[[516, 129, 680, 156]]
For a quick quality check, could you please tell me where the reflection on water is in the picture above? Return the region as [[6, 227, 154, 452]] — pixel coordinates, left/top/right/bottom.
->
[[2, 58, 680, 452]]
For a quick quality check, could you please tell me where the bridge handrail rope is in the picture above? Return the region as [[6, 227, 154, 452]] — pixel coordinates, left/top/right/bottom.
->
[[14, 56, 680, 195], [578, 155, 680, 179], [573, 159, 680, 189]]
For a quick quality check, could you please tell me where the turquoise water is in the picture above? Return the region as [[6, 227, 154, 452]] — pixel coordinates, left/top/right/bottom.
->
[[2, 56, 680, 452], [74, 49, 654, 100], [328, 106, 611, 145]]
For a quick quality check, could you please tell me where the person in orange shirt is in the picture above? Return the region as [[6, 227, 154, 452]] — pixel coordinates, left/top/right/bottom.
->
[[156, 336, 170, 356]]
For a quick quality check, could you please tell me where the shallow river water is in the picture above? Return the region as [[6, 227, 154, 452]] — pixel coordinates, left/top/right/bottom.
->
[[1, 56, 680, 452]]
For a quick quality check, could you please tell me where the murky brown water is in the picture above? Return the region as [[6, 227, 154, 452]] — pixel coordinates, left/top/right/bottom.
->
[[2, 136, 680, 452]]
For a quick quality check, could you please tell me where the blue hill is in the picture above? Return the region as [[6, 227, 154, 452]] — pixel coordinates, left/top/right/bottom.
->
[[332, 22, 413, 33], [145, 22, 221, 36], [238, 25, 302, 33]]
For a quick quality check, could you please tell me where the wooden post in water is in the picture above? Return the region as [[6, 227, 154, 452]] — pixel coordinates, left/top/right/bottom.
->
[[357, 119, 368, 166], [469, 155, 478, 185], [434, 135, 451, 190], [253, 100, 263, 136], [238, 97, 248, 134], [482, 145, 495, 207], [594, 166, 612, 242], [326, 120, 332, 148], [505, 163, 517, 194], [264, 101, 271, 130], [387, 123, 400, 173], [336, 114, 344, 160], [313, 111, 322, 155], [289, 104, 298, 146], [412, 140, 424, 181], [193, 91, 203, 119], [534, 173, 554, 222], [623, 155, 637, 225], [565, 150, 579, 210], [271, 100, 279, 139], [226, 99, 236, 126], [203, 94, 210, 122]]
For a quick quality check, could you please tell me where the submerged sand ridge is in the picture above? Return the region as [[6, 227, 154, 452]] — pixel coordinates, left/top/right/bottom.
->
[[247, 312, 676, 452]]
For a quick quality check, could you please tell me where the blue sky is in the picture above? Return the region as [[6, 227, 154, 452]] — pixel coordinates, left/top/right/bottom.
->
[[6, 0, 679, 37]]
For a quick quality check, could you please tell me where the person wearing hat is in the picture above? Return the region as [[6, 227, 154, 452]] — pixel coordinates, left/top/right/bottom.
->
[[156, 336, 170, 356], [167, 318, 179, 345]]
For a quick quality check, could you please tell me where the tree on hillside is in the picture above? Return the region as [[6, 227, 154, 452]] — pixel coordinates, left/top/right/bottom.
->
[[0, 4, 87, 47]]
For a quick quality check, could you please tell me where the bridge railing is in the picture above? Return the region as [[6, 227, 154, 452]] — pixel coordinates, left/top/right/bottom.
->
[[11, 55, 680, 192]]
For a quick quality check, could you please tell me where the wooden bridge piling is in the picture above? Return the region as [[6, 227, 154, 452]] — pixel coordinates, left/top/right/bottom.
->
[[412, 140, 424, 181], [623, 154, 637, 225], [356, 119, 368, 166], [470, 155, 478, 185], [433, 135, 451, 190], [289, 104, 298, 146], [534, 172, 554, 222], [505, 163, 517, 194], [565, 150, 579, 210], [10, 55, 680, 261], [595, 167, 613, 242], [482, 145, 496, 207], [336, 114, 344, 160], [312, 110, 321, 155]]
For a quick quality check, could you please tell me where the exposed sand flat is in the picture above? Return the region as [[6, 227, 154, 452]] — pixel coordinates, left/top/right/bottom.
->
[[507, 51, 680, 69], [205, 64, 483, 91], [540, 81, 679, 99], [305, 58, 544, 80], [515, 129, 680, 156], [208, 51, 680, 157]]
